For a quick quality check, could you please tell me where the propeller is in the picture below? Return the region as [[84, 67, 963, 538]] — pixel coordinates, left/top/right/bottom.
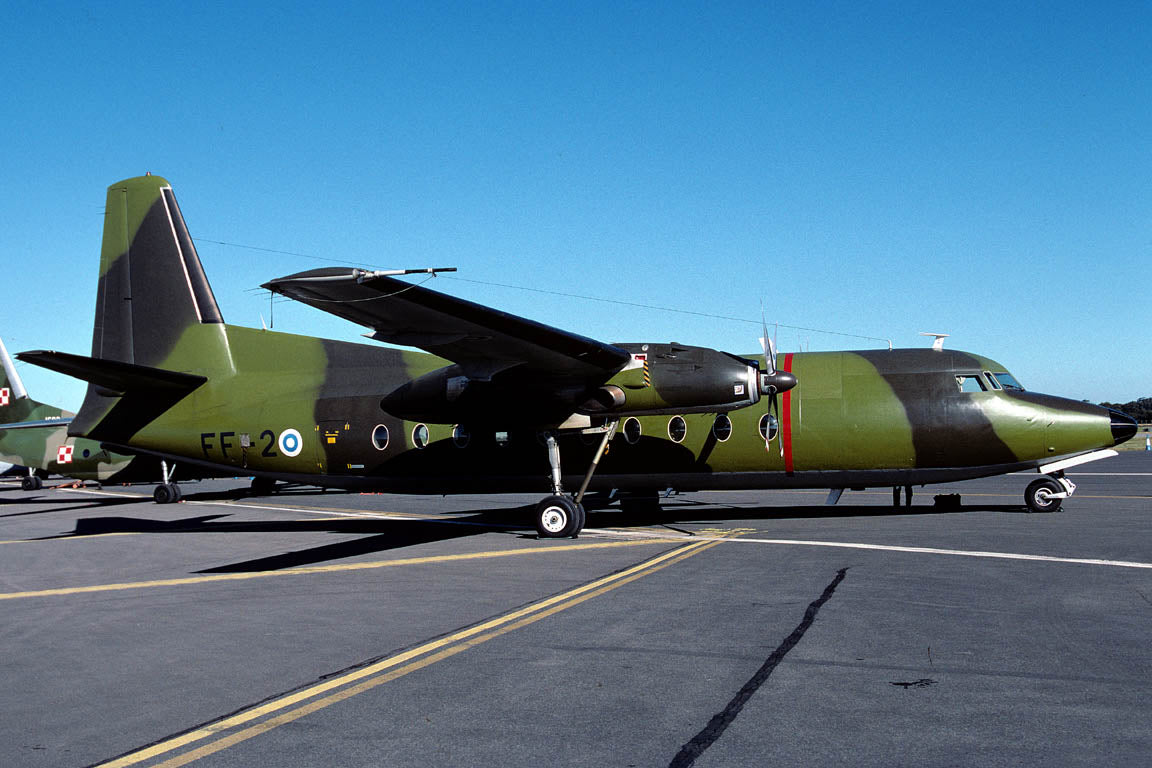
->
[[758, 315, 796, 454]]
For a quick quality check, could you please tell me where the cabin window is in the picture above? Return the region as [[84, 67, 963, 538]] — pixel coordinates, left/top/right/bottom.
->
[[759, 413, 779, 442], [955, 375, 987, 393], [623, 417, 642, 445], [412, 423, 430, 449], [495, 431, 510, 447], [983, 371, 1001, 390], [452, 425, 470, 448], [667, 416, 687, 443], [991, 372, 1025, 391], [371, 424, 390, 451], [712, 413, 733, 442]]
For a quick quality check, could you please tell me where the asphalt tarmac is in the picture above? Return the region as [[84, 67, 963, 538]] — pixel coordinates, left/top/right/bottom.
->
[[2, 453, 1150, 767]]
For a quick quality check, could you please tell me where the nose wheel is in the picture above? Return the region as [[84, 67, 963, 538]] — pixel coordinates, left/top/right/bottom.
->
[[1025, 475, 1072, 513]]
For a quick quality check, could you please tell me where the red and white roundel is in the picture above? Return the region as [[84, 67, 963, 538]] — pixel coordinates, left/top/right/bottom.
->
[[57, 445, 74, 464], [0, 388, 9, 406]]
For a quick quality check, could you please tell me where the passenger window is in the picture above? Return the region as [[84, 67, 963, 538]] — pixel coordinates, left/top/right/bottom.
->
[[712, 414, 733, 442], [622, 418, 642, 445], [955, 375, 987, 393]]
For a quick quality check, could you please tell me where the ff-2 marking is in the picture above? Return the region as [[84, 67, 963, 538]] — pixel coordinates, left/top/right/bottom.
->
[[201, 430, 283, 460]]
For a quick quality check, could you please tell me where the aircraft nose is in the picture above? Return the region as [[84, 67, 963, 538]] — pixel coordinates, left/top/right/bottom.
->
[[1109, 409, 1138, 445]]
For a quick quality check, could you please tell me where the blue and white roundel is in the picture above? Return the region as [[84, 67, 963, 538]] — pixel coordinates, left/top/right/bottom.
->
[[278, 428, 303, 457]]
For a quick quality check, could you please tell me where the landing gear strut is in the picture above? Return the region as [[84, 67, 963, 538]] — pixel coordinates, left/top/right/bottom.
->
[[533, 421, 618, 539], [892, 486, 913, 506], [154, 460, 182, 504]]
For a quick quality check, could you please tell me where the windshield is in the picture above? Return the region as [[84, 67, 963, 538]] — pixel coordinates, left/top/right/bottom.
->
[[991, 372, 1025, 391]]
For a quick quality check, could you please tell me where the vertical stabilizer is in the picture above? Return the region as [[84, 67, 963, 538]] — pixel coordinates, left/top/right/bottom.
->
[[60, 176, 230, 439], [0, 337, 29, 402], [0, 337, 71, 423], [93, 175, 224, 368]]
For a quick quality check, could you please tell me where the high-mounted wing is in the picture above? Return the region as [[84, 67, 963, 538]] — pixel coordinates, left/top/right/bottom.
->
[[262, 268, 632, 383]]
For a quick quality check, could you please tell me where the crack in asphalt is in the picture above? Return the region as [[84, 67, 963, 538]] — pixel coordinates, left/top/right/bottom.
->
[[668, 567, 848, 768]]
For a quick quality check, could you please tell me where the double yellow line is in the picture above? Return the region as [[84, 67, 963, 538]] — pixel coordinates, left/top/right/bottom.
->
[[97, 536, 727, 767]]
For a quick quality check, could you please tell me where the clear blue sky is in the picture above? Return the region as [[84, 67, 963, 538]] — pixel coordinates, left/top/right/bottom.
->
[[3, 1, 1149, 410]]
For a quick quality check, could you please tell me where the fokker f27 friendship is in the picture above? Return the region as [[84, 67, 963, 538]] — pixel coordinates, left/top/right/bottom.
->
[[11, 176, 1138, 537]]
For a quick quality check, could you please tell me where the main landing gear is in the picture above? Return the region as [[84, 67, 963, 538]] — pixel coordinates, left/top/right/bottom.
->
[[153, 459, 182, 504], [21, 471, 44, 491], [1025, 473, 1074, 513], [534, 421, 618, 539]]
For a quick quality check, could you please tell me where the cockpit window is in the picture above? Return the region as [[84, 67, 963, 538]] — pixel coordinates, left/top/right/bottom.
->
[[983, 371, 1001, 390], [955, 374, 987, 393], [991, 372, 1025, 391]]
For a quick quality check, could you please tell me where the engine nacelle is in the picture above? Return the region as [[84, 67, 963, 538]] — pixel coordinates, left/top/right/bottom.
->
[[579, 343, 762, 416], [379, 342, 785, 426]]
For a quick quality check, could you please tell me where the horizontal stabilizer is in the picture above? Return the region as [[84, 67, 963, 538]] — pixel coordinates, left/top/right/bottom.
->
[[16, 351, 206, 396], [0, 417, 73, 430]]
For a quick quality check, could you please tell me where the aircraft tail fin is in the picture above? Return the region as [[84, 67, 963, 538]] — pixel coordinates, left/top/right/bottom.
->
[[40, 176, 232, 440], [0, 337, 71, 424], [92, 175, 225, 367]]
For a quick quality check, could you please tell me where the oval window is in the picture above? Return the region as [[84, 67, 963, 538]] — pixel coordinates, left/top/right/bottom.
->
[[452, 425, 470, 448], [758, 413, 778, 442], [412, 423, 430, 449], [667, 416, 687, 443], [712, 414, 732, 442], [372, 424, 390, 451], [623, 417, 642, 445]]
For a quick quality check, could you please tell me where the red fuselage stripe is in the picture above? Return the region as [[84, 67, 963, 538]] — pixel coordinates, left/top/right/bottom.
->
[[781, 353, 794, 474]]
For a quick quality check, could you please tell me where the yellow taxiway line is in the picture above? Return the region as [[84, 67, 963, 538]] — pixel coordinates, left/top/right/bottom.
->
[[0, 538, 670, 601], [94, 537, 727, 768]]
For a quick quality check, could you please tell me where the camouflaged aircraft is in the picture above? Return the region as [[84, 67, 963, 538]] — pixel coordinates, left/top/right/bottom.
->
[[17, 175, 1139, 536], [0, 336, 141, 489]]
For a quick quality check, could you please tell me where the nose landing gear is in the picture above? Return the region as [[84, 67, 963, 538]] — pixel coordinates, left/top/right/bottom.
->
[[1025, 474, 1075, 513]]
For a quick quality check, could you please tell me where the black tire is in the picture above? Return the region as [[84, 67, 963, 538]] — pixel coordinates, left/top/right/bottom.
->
[[572, 502, 586, 538], [170, 483, 183, 502], [154, 484, 176, 504], [21, 476, 36, 491], [1025, 478, 1063, 513], [534, 495, 583, 538]]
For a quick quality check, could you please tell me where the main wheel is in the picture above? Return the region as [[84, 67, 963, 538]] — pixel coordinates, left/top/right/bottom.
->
[[534, 495, 584, 538], [21, 476, 38, 491], [154, 483, 179, 504], [1025, 478, 1063, 513]]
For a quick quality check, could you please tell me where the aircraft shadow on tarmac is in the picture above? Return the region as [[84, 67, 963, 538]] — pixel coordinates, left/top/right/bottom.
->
[[30, 488, 1035, 573], [0, 494, 154, 518]]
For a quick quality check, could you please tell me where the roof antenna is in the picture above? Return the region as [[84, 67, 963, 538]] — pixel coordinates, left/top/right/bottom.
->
[[919, 332, 950, 351]]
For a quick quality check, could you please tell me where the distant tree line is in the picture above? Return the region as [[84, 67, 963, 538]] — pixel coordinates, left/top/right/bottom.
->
[[1100, 397, 1152, 423]]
